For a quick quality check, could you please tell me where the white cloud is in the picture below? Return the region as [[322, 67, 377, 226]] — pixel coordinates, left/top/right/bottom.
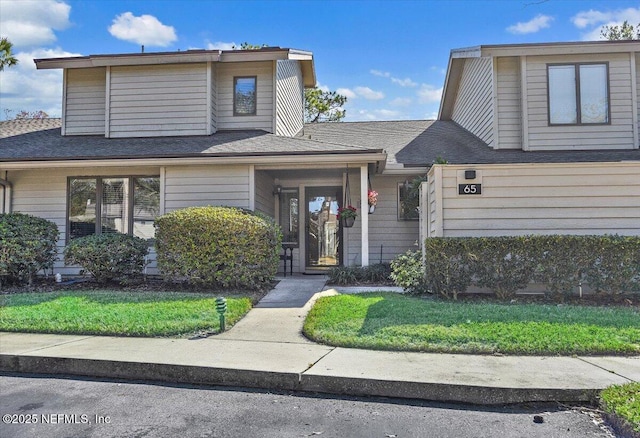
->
[[315, 82, 330, 92], [347, 108, 403, 122], [424, 111, 439, 120], [390, 97, 412, 107], [354, 86, 384, 100], [205, 41, 236, 50], [417, 84, 442, 104], [370, 69, 390, 78], [0, 0, 71, 48], [391, 77, 418, 87], [336, 87, 357, 99], [506, 14, 554, 35], [572, 7, 640, 40], [0, 47, 81, 118], [108, 12, 177, 47]]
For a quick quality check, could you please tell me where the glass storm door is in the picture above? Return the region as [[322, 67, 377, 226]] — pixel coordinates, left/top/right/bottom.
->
[[306, 187, 342, 268]]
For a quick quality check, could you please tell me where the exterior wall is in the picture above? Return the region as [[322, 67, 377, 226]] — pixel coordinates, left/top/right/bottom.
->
[[216, 61, 274, 132], [426, 163, 640, 237], [64, 67, 106, 135], [451, 57, 494, 147], [495, 57, 522, 149], [254, 170, 275, 216], [108, 64, 209, 138], [275, 60, 304, 137], [9, 166, 160, 275], [525, 53, 636, 151], [163, 164, 251, 212], [210, 63, 217, 133], [345, 174, 421, 266], [636, 53, 640, 146]]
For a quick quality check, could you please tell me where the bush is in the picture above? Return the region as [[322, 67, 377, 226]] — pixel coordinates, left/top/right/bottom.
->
[[328, 263, 391, 285], [390, 250, 428, 294], [64, 233, 149, 283], [155, 206, 282, 289], [468, 236, 537, 300], [422, 238, 474, 299], [585, 235, 640, 295], [0, 213, 59, 287]]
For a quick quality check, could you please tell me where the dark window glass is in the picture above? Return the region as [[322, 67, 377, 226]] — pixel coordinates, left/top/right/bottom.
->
[[234, 76, 257, 115], [398, 183, 419, 221], [279, 189, 299, 244]]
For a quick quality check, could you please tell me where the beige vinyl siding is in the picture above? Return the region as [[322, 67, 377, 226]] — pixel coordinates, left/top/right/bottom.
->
[[254, 170, 275, 216], [9, 166, 160, 275], [163, 164, 251, 212], [64, 67, 106, 135], [526, 53, 635, 150], [636, 53, 640, 146], [430, 163, 640, 237], [216, 62, 274, 131], [496, 57, 522, 149], [451, 57, 494, 147], [345, 175, 421, 266], [108, 64, 208, 138], [275, 60, 304, 137], [210, 63, 217, 133]]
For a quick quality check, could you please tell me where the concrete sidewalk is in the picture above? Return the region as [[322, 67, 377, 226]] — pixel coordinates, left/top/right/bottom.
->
[[1, 276, 638, 405]]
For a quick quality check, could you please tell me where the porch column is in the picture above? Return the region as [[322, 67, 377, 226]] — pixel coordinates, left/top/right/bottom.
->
[[360, 165, 369, 266]]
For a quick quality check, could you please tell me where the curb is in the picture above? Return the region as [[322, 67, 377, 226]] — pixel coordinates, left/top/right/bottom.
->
[[0, 354, 599, 405]]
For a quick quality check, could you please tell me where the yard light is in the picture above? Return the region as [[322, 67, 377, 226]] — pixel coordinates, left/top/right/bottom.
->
[[215, 297, 227, 332]]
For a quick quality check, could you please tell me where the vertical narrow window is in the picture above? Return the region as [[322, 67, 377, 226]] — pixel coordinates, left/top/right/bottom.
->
[[398, 183, 419, 221], [548, 63, 609, 125], [133, 177, 160, 239], [68, 178, 97, 240], [279, 189, 299, 244], [101, 178, 129, 234], [234, 76, 257, 115]]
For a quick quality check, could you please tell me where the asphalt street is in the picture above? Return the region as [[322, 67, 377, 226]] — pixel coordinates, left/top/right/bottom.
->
[[0, 374, 616, 438]]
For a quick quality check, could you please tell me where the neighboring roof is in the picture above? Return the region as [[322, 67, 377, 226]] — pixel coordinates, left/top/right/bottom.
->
[[34, 46, 316, 87], [0, 119, 381, 164], [303, 120, 640, 167]]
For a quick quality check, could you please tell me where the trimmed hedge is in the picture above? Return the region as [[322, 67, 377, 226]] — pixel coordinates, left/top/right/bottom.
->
[[64, 233, 149, 284], [0, 213, 59, 287], [392, 235, 640, 300], [328, 263, 392, 285], [155, 206, 282, 289]]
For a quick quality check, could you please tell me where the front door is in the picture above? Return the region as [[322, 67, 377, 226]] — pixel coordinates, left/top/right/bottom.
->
[[306, 187, 342, 268]]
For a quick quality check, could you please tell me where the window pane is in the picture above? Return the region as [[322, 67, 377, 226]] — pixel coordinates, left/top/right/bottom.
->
[[398, 183, 419, 221], [101, 178, 128, 234], [234, 77, 256, 115], [579, 64, 608, 124], [68, 178, 96, 240], [133, 177, 160, 240], [279, 190, 299, 244], [548, 66, 577, 124]]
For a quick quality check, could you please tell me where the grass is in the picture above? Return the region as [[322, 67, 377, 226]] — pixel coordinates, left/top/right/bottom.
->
[[0, 290, 253, 337], [600, 382, 640, 435], [303, 293, 640, 355]]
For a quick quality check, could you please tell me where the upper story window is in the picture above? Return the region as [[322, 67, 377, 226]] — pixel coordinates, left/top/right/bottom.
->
[[68, 176, 160, 241], [547, 63, 609, 125], [234, 76, 257, 116]]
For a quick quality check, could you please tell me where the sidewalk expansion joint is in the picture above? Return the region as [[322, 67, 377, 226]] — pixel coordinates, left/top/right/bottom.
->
[[298, 347, 336, 383], [16, 336, 95, 354], [576, 356, 636, 382]]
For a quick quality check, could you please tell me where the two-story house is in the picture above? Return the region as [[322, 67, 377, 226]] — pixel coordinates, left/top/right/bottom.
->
[[0, 47, 426, 276]]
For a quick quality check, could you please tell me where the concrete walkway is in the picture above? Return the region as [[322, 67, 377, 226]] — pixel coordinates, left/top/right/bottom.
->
[[1, 276, 639, 405]]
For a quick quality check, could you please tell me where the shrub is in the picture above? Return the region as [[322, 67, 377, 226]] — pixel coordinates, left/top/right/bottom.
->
[[155, 206, 282, 289], [390, 250, 428, 294], [422, 238, 474, 299], [585, 235, 640, 295], [328, 263, 392, 285], [327, 266, 358, 285], [468, 236, 537, 300], [0, 213, 59, 287], [64, 233, 149, 283]]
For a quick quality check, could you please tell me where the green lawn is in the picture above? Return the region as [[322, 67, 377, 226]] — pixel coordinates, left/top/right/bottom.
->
[[0, 291, 253, 337], [303, 293, 640, 355], [600, 382, 640, 435]]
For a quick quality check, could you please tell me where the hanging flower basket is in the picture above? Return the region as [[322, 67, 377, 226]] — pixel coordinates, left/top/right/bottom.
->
[[368, 204, 376, 214], [337, 205, 357, 228], [368, 189, 378, 215]]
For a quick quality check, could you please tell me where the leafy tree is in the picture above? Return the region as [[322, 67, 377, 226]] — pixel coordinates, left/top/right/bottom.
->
[[0, 37, 18, 71], [601, 20, 639, 40], [304, 87, 347, 123], [233, 42, 268, 50], [14, 110, 49, 119]]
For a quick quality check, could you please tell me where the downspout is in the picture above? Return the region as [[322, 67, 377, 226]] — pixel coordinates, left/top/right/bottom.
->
[[0, 171, 11, 213]]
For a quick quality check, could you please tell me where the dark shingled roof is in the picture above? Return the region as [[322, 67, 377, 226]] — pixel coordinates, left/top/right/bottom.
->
[[303, 120, 640, 166], [0, 119, 378, 162], [2, 118, 639, 166]]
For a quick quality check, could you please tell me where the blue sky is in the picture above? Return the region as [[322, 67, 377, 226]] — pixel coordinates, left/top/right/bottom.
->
[[1, 0, 639, 121]]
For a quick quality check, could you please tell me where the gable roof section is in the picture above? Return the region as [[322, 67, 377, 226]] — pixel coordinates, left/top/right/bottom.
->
[[304, 120, 640, 167], [0, 119, 382, 166]]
